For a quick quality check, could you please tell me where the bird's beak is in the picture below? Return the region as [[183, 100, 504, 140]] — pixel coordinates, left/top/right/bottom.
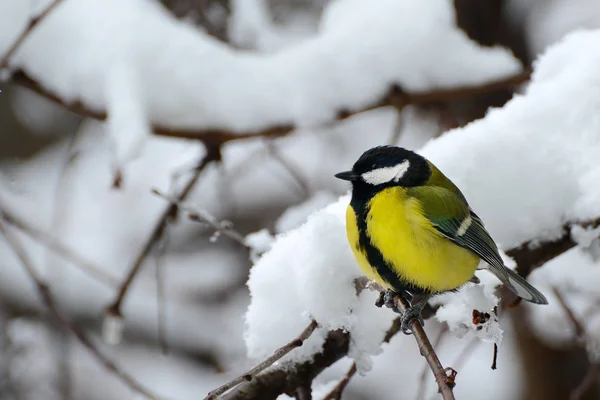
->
[[334, 171, 358, 181]]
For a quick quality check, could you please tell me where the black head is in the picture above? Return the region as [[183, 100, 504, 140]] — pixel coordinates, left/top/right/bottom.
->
[[335, 146, 431, 190]]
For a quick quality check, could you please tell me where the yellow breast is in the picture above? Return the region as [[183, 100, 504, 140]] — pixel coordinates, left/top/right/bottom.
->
[[345, 187, 479, 293]]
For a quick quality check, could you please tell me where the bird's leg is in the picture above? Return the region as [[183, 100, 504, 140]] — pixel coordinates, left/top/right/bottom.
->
[[400, 294, 431, 335]]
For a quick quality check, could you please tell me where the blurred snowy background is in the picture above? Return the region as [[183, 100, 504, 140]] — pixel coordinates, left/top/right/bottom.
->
[[1, 0, 600, 399]]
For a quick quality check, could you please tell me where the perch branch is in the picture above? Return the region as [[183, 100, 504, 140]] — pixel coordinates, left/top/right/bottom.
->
[[205, 320, 319, 400], [212, 216, 600, 400], [0, 0, 65, 69], [0, 215, 162, 400], [357, 277, 456, 400], [11, 68, 530, 145], [105, 146, 221, 322]]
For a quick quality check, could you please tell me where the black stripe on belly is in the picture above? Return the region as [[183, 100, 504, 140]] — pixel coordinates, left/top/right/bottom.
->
[[351, 198, 429, 296]]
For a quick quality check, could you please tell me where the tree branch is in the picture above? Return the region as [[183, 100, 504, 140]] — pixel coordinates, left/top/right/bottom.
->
[[0, 0, 65, 69], [508, 217, 600, 278], [220, 329, 350, 400], [11, 68, 530, 145], [553, 288, 600, 400], [104, 145, 221, 331], [213, 212, 600, 400], [0, 206, 118, 287], [322, 362, 357, 400], [0, 214, 162, 400], [205, 320, 319, 400], [357, 278, 456, 400]]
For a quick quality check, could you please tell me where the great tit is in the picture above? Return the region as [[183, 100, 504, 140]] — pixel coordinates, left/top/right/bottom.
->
[[335, 146, 547, 333]]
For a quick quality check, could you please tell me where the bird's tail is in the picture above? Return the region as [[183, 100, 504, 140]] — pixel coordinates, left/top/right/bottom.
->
[[497, 267, 548, 304]]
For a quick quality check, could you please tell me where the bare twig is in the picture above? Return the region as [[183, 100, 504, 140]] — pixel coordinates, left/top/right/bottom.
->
[[322, 362, 357, 400], [205, 320, 319, 400], [0, 216, 162, 400], [151, 188, 247, 246], [220, 313, 405, 400], [154, 232, 170, 354], [11, 69, 530, 144], [220, 329, 350, 400], [356, 277, 455, 400], [571, 364, 599, 400], [415, 326, 448, 400], [105, 145, 221, 320], [263, 140, 310, 198], [553, 287, 600, 400], [552, 287, 587, 339], [491, 343, 498, 370], [0, 207, 118, 287], [0, 0, 65, 69]]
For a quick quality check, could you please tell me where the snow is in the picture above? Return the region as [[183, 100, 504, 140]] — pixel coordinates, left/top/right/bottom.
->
[[3, 0, 600, 399], [434, 283, 503, 345], [245, 28, 600, 371], [508, 0, 600, 56], [245, 198, 395, 371], [0, 0, 520, 139], [105, 63, 151, 172]]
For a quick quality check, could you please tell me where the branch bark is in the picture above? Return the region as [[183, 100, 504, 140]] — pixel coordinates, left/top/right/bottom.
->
[[205, 320, 319, 400], [11, 68, 530, 146], [358, 278, 456, 400], [0, 0, 65, 69], [104, 145, 221, 328], [508, 217, 600, 278], [220, 329, 350, 400]]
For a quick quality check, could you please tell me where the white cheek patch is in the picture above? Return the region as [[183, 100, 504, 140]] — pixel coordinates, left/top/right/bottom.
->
[[361, 160, 410, 185]]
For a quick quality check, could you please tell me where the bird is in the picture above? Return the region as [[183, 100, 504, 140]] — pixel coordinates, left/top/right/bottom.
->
[[335, 145, 548, 334]]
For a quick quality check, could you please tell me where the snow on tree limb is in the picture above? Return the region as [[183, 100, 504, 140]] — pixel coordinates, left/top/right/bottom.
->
[[1, 0, 523, 146]]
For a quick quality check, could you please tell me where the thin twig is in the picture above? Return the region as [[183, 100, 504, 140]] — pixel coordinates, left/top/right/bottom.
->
[[154, 231, 170, 354], [415, 326, 448, 400], [204, 320, 319, 400], [570, 364, 599, 400], [151, 188, 247, 246], [356, 278, 455, 400], [553, 287, 600, 400], [491, 343, 498, 370], [0, 0, 65, 69], [263, 140, 310, 198], [105, 146, 221, 320], [0, 207, 118, 287], [322, 362, 357, 400], [0, 217, 163, 400]]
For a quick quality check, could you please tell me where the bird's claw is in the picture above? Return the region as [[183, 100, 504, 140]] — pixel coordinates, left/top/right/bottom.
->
[[375, 289, 401, 313], [400, 307, 425, 335]]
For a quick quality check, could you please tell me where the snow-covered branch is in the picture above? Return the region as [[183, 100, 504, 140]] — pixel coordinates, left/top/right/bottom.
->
[[1, 0, 526, 168]]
